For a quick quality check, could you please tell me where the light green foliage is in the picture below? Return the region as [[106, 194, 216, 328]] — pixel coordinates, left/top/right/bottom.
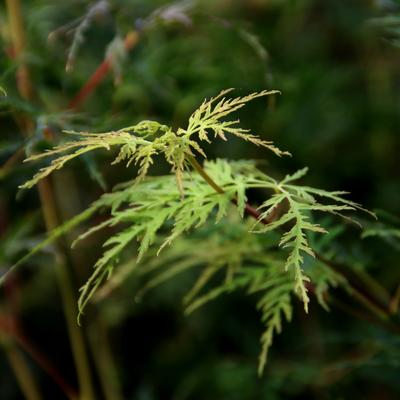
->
[[130, 215, 295, 375], [90, 211, 348, 375], [20, 126, 166, 189], [16, 89, 368, 373], [247, 167, 368, 312], [73, 160, 251, 314], [20, 89, 285, 193], [255, 268, 294, 375], [183, 88, 289, 157]]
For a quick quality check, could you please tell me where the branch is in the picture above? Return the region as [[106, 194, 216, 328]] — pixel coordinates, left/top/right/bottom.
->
[[187, 154, 397, 326], [68, 31, 140, 109]]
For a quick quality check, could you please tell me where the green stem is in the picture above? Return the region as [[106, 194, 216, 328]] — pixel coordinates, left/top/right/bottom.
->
[[188, 155, 224, 194]]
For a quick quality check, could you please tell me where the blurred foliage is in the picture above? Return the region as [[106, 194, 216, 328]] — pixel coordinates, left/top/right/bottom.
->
[[1, 0, 400, 399]]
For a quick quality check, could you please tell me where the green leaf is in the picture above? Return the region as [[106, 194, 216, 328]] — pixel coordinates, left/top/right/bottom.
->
[[21, 90, 288, 194], [184, 89, 290, 157]]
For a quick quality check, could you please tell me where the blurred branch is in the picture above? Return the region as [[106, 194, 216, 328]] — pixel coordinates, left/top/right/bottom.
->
[[0, 316, 77, 399], [88, 316, 123, 400], [68, 31, 140, 110], [1, 338, 43, 400], [1, 262, 77, 398], [5, 1, 95, 398], [5, 0, 33, 102], [0, 146, 24, 180]]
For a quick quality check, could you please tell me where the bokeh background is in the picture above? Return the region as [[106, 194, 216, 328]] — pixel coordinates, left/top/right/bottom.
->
[[1, 0, 400, 399]]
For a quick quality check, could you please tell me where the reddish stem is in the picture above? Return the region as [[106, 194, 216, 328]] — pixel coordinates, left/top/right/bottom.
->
[[68, 31, 139, 110], [1, 314, 77, 398]]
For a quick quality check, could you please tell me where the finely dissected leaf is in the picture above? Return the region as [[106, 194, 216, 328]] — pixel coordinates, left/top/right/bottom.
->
[[280, 167, 309, 185], [17, 158, 369, 331], [14, 89, 371, 373], [133, 219, 295, 375], [71, 160, 253, 316], [20, 128, 157, 189], [253, 275, 294, 375], [184, 89, 290, 157], [21, 89, 287, 193], [252, 168, 370, 311]]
